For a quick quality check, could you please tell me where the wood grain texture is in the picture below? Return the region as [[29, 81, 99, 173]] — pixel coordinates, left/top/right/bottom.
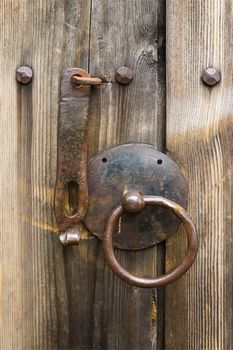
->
[[0, 0, 166, 349], [166, 1, 233, 349], [0, 0, 91, 349], [88, 1, 166, 349]]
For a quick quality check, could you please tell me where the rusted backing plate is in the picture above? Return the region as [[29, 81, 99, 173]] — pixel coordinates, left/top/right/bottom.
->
[[84, 144, 188, 250], [55, 68, 90, 232]]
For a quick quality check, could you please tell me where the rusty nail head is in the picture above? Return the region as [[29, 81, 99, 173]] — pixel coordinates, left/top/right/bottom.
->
[[16, 66, 33, 84], [115, 67, 133, 85], [202, 67, 221, 86]]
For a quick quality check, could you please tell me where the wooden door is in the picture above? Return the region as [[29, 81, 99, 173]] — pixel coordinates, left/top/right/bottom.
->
[[0, 1, 232, 349]]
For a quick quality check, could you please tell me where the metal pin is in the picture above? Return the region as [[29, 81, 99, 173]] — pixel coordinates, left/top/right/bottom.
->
[[71, 75, 103, 86], [59, 226, 82, 246]]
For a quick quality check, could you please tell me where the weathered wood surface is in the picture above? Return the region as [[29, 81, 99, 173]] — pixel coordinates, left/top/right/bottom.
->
[[88, 1, 165, 349], [0, 0, 166, 349], [0, 1, 91, 349], [166, 1, 233, 349]]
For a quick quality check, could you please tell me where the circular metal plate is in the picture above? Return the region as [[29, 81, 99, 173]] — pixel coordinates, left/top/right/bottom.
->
[[84, 144, 188, 250]]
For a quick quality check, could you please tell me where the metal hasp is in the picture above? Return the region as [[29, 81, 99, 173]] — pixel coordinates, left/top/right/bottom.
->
[[54, 68, 102, 243], [84, 143, 189, 250]]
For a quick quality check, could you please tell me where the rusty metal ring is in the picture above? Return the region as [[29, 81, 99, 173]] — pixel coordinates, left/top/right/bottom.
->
[[103, 192, 198, 288]]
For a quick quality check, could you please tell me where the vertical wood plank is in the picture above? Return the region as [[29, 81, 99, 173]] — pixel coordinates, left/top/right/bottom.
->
[[166, 1, 233, 349], [89, 1, 166, 349], [0, 1, 91, 349], [0, 0, 166, 349]]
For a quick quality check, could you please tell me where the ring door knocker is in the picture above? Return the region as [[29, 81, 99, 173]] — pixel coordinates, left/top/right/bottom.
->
[[55, 68, 198, 288]]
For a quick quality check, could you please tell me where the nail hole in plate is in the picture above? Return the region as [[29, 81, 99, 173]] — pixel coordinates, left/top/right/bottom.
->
[[157, 159, 163, 165], [102, 158, 107, 163]]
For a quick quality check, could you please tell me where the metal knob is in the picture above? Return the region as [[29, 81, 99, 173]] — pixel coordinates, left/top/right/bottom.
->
[[103, 192, 198, 288]]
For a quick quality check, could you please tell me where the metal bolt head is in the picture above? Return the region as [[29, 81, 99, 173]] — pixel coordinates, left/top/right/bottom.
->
[[16, 66, 33, 84], [202, 67, 221, 86], [122, 192, 145, 213], [115, 66, 133, 85]]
